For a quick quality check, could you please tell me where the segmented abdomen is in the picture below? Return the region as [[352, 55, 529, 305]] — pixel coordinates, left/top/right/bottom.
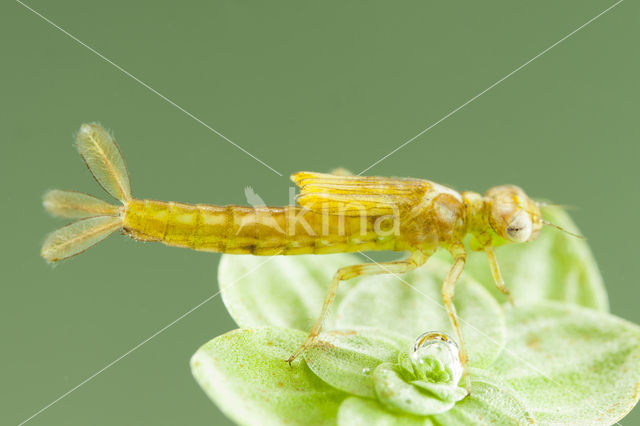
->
[[123, 199, 404, 255]]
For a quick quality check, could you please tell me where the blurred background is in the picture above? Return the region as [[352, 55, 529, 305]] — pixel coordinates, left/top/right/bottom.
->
[[2, 0, 638, 424]]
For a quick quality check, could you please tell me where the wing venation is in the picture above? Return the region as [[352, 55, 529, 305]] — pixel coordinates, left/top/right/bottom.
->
[[291, 171, 429, 216]]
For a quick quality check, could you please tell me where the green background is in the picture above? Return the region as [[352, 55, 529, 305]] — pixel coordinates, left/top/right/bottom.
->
[[2, 0, 638, 424]]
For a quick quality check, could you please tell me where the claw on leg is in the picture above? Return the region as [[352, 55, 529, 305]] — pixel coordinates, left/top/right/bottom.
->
[[503, 290, 515, 306], [285, 355, 295, 367], [286, 331, 319, 365]]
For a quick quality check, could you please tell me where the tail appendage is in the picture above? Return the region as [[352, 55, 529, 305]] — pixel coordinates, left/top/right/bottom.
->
[[41, 124, 131, 263]]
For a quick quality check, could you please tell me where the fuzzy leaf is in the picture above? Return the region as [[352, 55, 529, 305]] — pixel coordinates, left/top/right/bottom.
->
[[338, 374, 534, 426], [465, 206, 608, 311], [411, 381, 467, 402], [305, 328, 410, 398], [485, 302, 640, 425], [373, 363, 466, 416], [219, 253, 363, 331], [338, 397, 435, 426], [335, 256, 506, 368], [191, 327, 346, 426], [431, 374, 534, 425]]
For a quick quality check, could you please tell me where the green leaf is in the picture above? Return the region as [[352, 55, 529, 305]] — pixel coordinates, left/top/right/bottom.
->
[[485, 302, 640, 425], [338, 397, 435, 426], [204, 224, 640, 424], [432, 374, 534, 425], [373, 363, 466, 416], [219, 253, 363, 331], [335, 256, 506, 368], [411, 381, 467, 402], [337, 375, 534, 426], [465, 206, 608, 311], [305, 328, 410, 398], [191, 327, 346, 426]]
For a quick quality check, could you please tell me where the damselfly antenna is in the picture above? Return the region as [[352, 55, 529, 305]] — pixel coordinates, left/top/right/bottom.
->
[[541, 220, 585, 239], [535, 200, 576, 210]]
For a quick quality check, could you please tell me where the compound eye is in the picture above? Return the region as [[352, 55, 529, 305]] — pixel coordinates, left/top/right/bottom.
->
[[505, 211, 532, 242]]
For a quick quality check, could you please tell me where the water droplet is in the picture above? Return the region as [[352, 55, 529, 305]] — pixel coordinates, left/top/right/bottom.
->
[[410, 331, 462, 385], [362, 367, 371, 375]]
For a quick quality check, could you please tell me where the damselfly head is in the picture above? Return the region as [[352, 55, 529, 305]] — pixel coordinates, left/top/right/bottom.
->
[[485, 185, 543, 243]]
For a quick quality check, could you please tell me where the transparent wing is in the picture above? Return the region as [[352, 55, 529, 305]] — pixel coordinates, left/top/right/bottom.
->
[[76, 123, 132, 203], [291, 171, 429, 216], [43, 189, 119, 218], [41, 216, 122, 263]]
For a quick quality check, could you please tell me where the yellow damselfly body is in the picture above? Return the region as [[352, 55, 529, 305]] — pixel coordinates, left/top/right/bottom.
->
[[41, 124, 579, 391]]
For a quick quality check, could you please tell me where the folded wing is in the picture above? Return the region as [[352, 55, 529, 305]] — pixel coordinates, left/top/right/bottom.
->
[[291, 171, 429, 216]]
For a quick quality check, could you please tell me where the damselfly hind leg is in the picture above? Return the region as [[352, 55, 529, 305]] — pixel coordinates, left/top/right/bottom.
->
[[441, 244, 471, 394], [286, 250, 430, 365]]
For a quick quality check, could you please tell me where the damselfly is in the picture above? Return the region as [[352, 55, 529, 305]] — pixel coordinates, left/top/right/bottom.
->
[[41, 124, 579, 390]]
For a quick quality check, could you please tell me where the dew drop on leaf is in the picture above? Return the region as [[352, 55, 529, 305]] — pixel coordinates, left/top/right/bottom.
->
[[411, 331, 462, 385]]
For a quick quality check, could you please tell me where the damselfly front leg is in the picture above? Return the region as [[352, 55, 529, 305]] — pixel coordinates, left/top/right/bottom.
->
[[485, 245, 514, 305], [286, 249, 431, 364]]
